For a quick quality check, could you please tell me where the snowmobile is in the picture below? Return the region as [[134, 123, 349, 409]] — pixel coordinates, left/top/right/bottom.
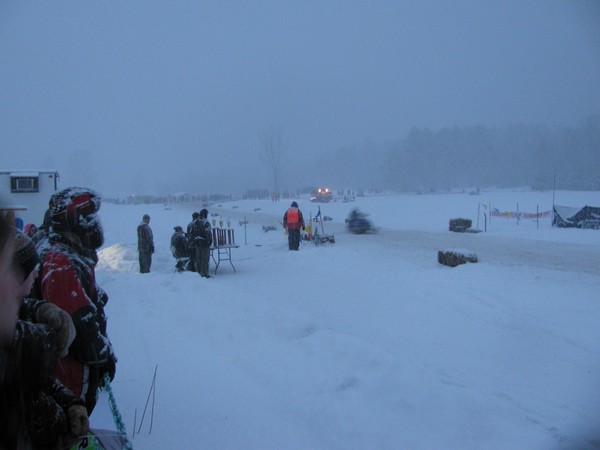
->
[[346, 208, 374, 234]]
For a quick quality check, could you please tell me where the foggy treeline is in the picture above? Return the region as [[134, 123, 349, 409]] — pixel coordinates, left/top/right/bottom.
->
[[383, 115, 600, 193], [307, 115, 599, 194]]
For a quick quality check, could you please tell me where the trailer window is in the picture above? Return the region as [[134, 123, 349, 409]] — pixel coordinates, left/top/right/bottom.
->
[[11, 176, 39, 193]]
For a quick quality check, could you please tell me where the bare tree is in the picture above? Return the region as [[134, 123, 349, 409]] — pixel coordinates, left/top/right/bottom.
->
[[260, 127, 286, 196]]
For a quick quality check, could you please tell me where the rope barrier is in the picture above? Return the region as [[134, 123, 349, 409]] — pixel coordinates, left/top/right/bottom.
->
[[103, 373, 134, 450]]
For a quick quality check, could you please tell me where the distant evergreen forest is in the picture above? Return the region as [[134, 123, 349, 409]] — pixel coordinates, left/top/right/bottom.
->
[[383, 115, 600, 192]]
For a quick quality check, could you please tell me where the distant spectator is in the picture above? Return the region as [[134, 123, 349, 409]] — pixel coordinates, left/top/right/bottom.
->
[[170, 226, 189, 272], [188, 209, 213, 278], [283, 201, 305, 251], [137, 214, 154, 273], [23, 223, 38, 238], [186, 212, 200, 272]]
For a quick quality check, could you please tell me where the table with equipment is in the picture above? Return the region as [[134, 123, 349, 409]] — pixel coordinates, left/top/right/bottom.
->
[[210, 225, 239, 274]]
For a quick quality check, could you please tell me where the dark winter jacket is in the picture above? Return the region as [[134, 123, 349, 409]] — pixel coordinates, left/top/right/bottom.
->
[[188, 218, 212, 248], [283, 207, 305, 231], [35, 232, 116, 414], [137, 221, 154, 253], [0, 312, 84, 450], [170, 231, 189, 258]]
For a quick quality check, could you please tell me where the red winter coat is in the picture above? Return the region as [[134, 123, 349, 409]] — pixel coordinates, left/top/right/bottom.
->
[[283, 207, 305, 230], [36, 233, 116, 413]]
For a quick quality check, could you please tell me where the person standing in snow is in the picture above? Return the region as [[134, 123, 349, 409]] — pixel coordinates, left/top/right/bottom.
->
[[283, 201, 305, 251], [137, 213, 154, 273], [186, 212, 200, 272], [189, 208, 213, 278], [35, 187, 117, 415]]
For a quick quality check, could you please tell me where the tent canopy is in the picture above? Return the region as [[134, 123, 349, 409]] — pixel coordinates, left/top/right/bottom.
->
[[553, 205, 600, 229]]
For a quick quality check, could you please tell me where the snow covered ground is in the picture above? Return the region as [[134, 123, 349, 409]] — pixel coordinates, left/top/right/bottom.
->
[[92, 188, 600, 449]]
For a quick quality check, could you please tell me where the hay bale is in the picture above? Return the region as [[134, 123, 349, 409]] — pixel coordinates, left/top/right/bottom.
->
[[438, 248, 478, 267], [449, 218, 472, 232]]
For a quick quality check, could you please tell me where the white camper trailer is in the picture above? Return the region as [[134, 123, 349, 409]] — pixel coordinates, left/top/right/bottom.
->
[[0, 170, 60, 229]]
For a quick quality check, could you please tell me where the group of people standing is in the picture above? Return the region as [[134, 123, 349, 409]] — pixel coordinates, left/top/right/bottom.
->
[[1, 186, 118, 449], [136, 209, 213, 278], [137, 201, 306, 278], [173, 208, 213, 278]]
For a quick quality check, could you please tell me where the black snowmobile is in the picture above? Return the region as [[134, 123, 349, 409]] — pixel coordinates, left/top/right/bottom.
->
[[346, 208, 374, 234]]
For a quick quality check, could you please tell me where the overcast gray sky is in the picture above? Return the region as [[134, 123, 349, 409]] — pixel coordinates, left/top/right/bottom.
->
[[1, 1, 599, 196]]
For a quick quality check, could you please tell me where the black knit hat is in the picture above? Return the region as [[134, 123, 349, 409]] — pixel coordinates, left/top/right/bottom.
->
[[200, 208, 209, 218], [14, 229, 39, 280], [291, 201, 298, 208]]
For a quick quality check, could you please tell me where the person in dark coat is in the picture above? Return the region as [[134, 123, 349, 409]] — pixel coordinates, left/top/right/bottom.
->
[[0, 210, 19, 348], [170, 225, 190, 272], [35, 187, 117, 415], [283, 201, 305, 250], [186, 212, 200, 272], [137, 214, 154, 273], [197, 209, 213, 278], [0, 227, 88, 449], [189, 209, 213, 278]]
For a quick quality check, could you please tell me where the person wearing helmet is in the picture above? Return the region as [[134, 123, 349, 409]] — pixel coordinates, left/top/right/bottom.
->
[[283, 201, 305, 250], [35, 187, 117, 415]]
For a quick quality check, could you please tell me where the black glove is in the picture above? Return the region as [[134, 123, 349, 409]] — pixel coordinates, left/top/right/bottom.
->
[[97, 286, 109, 307], [102, 353, 117, 385]]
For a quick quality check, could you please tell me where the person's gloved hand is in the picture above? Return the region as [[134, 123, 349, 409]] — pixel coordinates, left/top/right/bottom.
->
[[68, 404, 89, 437], [35, 302, 76, 357], [302, 225, 305, 231], [97, 286, 109, 307], [102, 352, 117, 385]]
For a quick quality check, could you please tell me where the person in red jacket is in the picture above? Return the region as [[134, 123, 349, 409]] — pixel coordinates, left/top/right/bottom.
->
[[35, 187, 117, 415], [283, 201, 305, 251]]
